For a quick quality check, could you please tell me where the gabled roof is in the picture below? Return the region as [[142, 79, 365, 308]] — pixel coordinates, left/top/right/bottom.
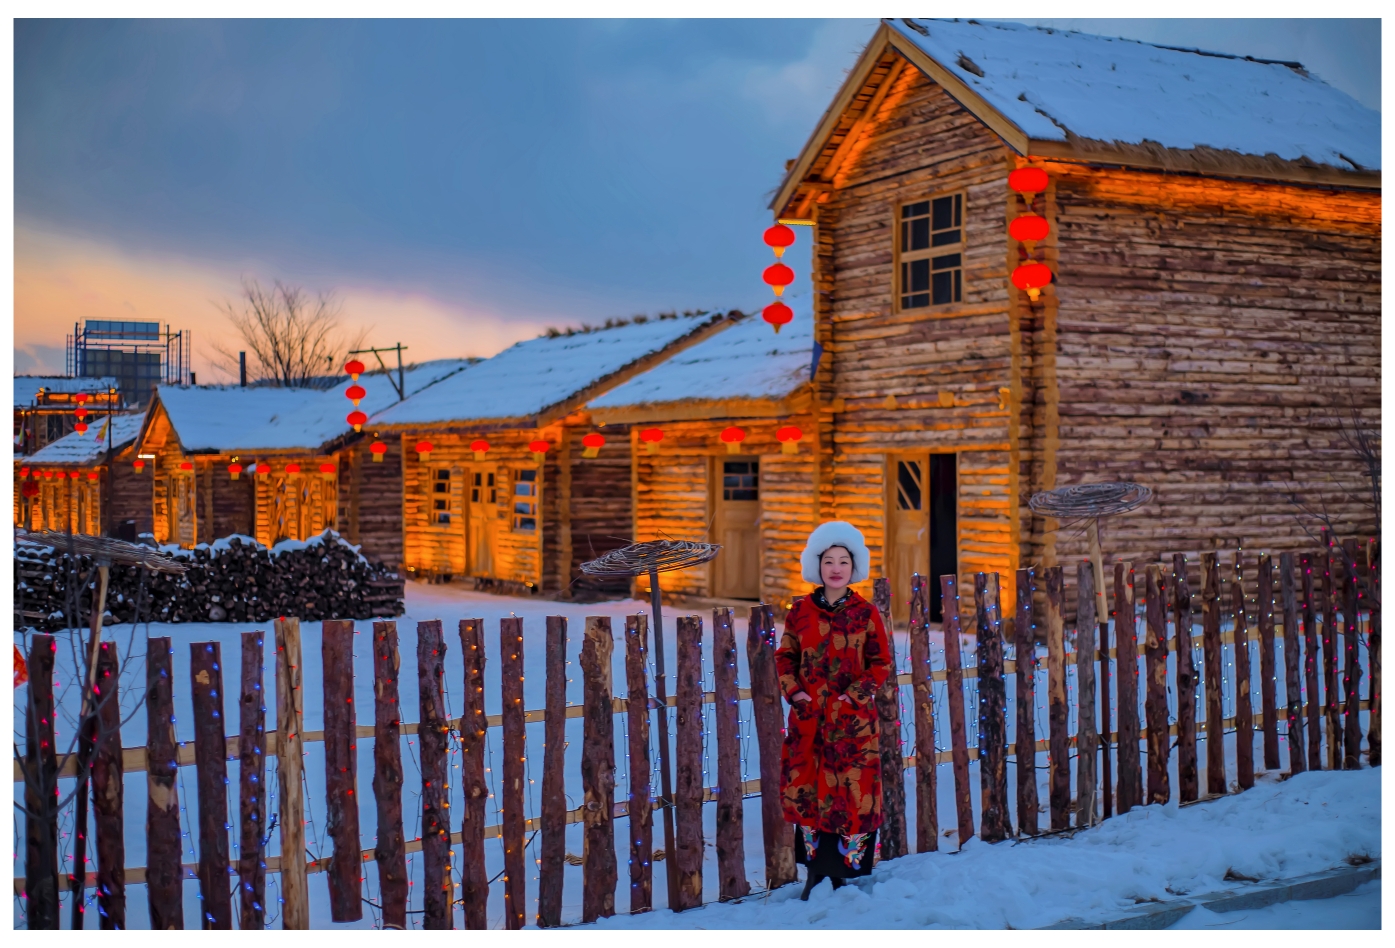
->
[[14, 376, 120, 406], [775, 18, 1380, 217], [22, 413, 146, 466], [372, 312, 738, 429]]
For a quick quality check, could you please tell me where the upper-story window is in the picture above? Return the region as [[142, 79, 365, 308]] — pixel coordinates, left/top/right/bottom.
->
[[899, 193, 963, 310]]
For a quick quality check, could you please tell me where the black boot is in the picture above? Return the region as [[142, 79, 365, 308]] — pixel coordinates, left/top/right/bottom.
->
[[830, 878, 846, 891], [800, 872, 824, 901]]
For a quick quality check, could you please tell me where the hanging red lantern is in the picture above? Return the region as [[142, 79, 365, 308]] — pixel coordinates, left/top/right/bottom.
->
[[87, 471, 99, 481], [370, 441, 388, 462], [761, 301, 794, 334], [776, 425, 804, 455], [762, 262, 795, 297], [470, 439, 490, 461], [528, 439, 550, 463], [42, 470, 54, 480], [286, 462, 302, 474], [763, 224, 796, 259], [179, 460, 194, 473], [1011, 262, 1054, 302], [69, 471, 81, 480], [75, 393, 89, 405], [319, 462, 337, 480], [74, 407, 88, 420], [581, 432, 605, 459], [74, 422, 88, 436], [133, 458, 146, 473], [344, 359, 365, 380], [720, 426, 747, 454], [20, 467, 29, 477], [347, 410, 368, 432], [1009, 214, 1050, 252], [638, 428, 664, 455], [1008, 167, 1049, 201], [228, 462, 243, 480], [345, 384, 367, 406], [416, 440, 434, 461]]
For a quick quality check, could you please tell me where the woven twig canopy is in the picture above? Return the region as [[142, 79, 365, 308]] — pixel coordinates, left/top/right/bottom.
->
[[20, 531, 190, 575], [579, 539, 721, 578], [1028, 482, 1152, 520]]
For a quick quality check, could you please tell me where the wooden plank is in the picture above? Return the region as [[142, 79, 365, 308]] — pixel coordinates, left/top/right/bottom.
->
[[1233, 556, 1255, 790], [92, 641, 125, 929], [580, 616, 618, 922], [1075, 562, 1099, 827], [1256, 554, 1281, 772], [1144, 566, 1171, 804], [1320, 539, 1341, 770], [499, 616, 527, 929], [909, 575, 938, 852], [624, 614, 653, 914], [975, 573, 1010, 841], [1014, 568, 1039, 836], [273, 616, 308, 930], [1201, 553, 1227, 796], [1098, 601, 1112, 820], [940, 573, 974, 847], [872, 577, 909, 859], [237, 630, 267, 930], [1045, 566, 1071, 828], [1173, 555, 1199, 804], [190, 641, 232, 929], [1368, 538, 1382, 769], [458, 618, 488, 930], [746, 604, 796, 887], [1301, 554, 1322, 770], [537, 615, 568, 927], [672, 614, 704, 911], [320, 619, 362, 922], [23, 633, 60, 929], [1114, 563, 1142, 813], [1280, 553, 1306, 776], [416, 619, 451, 930], [1342, 538, 1363, 769], [144, 636, 182, 931], [712, 608, 750, 900], [371, 621, 408, 931]]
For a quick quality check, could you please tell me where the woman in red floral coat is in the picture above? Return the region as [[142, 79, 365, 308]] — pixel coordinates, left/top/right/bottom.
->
[[777, 521, 893, 899]]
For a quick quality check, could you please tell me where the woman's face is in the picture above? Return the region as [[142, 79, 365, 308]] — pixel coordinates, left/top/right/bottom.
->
[[820, 546, 853, 590]]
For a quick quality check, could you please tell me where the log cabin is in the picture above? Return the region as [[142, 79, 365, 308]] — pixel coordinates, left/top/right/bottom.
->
[[14, 375, 122, 457], [15, 413, 147, 538], [771, 18, 1380, 622], [588, 305, 817, 609], [370, 311, 740, 598]]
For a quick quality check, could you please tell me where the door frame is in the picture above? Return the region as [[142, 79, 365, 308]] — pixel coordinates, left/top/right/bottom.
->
[[709, 453, 764, 600]]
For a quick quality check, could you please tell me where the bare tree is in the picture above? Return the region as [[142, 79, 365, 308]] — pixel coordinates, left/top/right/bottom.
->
[[212, 279, 368, 387]]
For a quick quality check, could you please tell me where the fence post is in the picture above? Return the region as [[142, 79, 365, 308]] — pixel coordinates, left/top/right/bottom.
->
[[371, 621, 407, 930], [976, 573, 1010, 841], [1014, 569, 1038, 836], [145, 636, 182, 931], [190, 641, 232, 929], [1342, 538, 1363, 769], [1367, 539, 1381, 769], [1281, 553, 1306, 775], [872, 577, 908, 860], [238, 630, 267, 930], [909, 575, 938, 852], [273, 616, 309, 929], [458, 619, 488, 929], [1233, 555, 1255, 790], [1044, 566, 1070, 828], [1075, 561, 1098, 827], [92, 641, 125, 929], [537, 615, 568, 927], [1172, 555, 1199, 804], [416, 619, 451, 930], [1257, 555, 1281, 772], [940, 574, 974, 847], [1200, 553, 1226, 796], [712, 608, 750, 900], [745, 605, 796, 888], [673, 614, 705, 910], [1099, 602, 1112, 821], [624, 614, 653, 914], [500, 616, 527, 930], [579, 616, 617, 922], [1320, 539, 1341, 769], [24, 634, 60, 930], [321, 619, 361, 922], [1114, 563, 1141, 813], [1144, 566, 1170, 804], [1301, 554, 1322, 770]]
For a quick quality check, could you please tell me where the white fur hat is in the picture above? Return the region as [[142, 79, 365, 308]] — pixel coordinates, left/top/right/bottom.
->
[[801, 521, 870, 585]]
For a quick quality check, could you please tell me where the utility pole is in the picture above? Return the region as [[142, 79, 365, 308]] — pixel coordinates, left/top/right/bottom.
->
[[347, 344, 410, 402]]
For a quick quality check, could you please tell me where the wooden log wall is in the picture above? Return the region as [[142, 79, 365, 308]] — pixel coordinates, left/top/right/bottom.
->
[[253, 458, 338, 549], [340, 436, 405, 568], [580, 617, 618, 923], [458, 617, 489, 930], [109, 445, 154, 538], [565, 424, 633, 597]]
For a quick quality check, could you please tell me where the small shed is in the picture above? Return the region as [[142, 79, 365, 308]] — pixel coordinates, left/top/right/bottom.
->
[[16, 413, 147, 538]]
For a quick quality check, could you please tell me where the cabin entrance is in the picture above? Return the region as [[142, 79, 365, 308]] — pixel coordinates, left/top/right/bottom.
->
[[465, 464, 499, 578], [713, 457, 761, 600], [886, 453, 957, 625]]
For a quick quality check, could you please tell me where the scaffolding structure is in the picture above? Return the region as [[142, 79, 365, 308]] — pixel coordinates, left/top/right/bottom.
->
[[66, 320, 192, 405]]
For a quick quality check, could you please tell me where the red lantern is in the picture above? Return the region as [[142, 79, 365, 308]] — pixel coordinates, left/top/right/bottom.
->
[[776, 424, 804, 455], [1008, 167, 1049, 201], [74, 422, 88, 436], [228, 463, 243, 480], [370, 441, 388, 463], [1011, 262, 1054, 301], [638, 427, 663, 454], [347, 410, 368, 432], [75, 393, 88, 405], [42, 470, 53, 480], [69, 471, 81, 480], [179, 460, 194, 473], [286, 462, 302, 474], [22, 481, 39, 499], [529, 439, 550, 462], [581, 432, 605, 459], [416, 440, 434, 461], [761, 301, 794, 334], [470, 439, 490, 461], [320, 462, 337, 480], [74, 407, 88, 420], [344, 359, 365, 380], [720, 426, 747, 454], [20, 467, 29, 477], [87, 471, 99, 482], [1009, 214, 1050, 252], [345, 384, 367, 406], [763, 224, 796, 259], [133, 459, 145, 473], [762, 262, 795, 297]]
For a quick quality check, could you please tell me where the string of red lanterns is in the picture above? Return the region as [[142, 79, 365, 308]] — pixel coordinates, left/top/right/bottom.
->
[[1009, 167, 1054, 302], [74, 393, 89, 437], [761, 224, 798, 333]]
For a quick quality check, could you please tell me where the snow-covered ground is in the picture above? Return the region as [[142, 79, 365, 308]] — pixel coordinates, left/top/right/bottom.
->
[[1169, 880, 1380, 930], [13, 580, 1377, 929]]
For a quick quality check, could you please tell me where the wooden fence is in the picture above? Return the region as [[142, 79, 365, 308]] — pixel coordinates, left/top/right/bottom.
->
[[18, 541, 1379, 929]]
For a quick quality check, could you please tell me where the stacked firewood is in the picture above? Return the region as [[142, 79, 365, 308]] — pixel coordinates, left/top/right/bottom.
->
[[14, 531, 403, 630]]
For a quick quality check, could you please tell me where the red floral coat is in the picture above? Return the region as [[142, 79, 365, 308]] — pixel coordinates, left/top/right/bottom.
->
[[776, 589, 892, 835]]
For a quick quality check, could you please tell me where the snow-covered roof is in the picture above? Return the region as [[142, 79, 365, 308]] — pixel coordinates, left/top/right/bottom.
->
[[21, 413, 146, 466], [590, 301, 813, 410], [373, 313, 733, 427], [888, 18, 1379, 171], [14, 376, 120, 406]]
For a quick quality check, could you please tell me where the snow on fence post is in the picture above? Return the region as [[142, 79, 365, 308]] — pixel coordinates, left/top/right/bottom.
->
[[190, 641, 232, 929], [500, 616, 528, 930], [321, 619, 362, 922], [1280, 553, 1306, 776], [1256, 554, 1281, 772], [416, 619, 451, 930], [273, 616, 309, 929], [939, 574, 974, 847], [1074, 562, 1099, 828], [371, 621, 407, 931], [1200, 553, 1227, 797], [145, 636, 183, 931], [237, 630, 267, 930], [93, 641, 125, 929], [745, 604, 796, 889], [1143, 565, 1171, 805], [1172, 555, 1199, 804], [1367, 539, 1381, 769], [1232, 555, 1255, 790], [712, 608, 750, 900], [1301, 554, 1322, 770], [1014, 568, 1039, 836], [1114, 562, 1142, 813], [581, 616, 617, 922], [1044, 566, 1070, 829], [909, 575, 938, 852], [975, 573, 1009, 842], [624, 614, 653, 914], [458, 619, 488, 930], [1320, 538, 1341, 770], [537, 615, 568, 927], [872, 577, 909, 860], [672, 614, 704, 910], [1342, 538, 1363, 769]]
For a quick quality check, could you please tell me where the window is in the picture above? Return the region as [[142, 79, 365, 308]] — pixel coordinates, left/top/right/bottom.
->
[[472, 471, 497, 504], [434, 469, 451, 524], [722, 460, 759, 502], [899, 193, 963, 310], [896, 460, 922, 510], [512, 469, 538, 532]]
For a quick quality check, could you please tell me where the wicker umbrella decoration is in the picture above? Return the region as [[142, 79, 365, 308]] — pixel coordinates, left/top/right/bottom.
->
[[579, 539, 720, 908], [1028, 481, 1152, 623]]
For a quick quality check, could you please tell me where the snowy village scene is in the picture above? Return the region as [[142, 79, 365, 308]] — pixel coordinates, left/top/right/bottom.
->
[[9, 14, 1382, 933]]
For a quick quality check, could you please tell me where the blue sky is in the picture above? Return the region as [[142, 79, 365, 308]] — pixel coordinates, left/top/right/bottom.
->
[[14, 18, 1381, 380]]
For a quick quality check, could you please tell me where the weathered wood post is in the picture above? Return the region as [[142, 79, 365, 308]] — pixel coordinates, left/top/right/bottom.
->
[[1281, 553, 1306, 775], [1098, 608, 1112, 820], [624, 614, 653, 914], [1342, 538, 1363, 769], [976, 573, 1010, 842], [1172, 555, 1199, 804], [145, 636, 182, 931], [1044, 566, 1070, 829], [92, 641, 125, 929], [1201, 553, 1227, 796], [712, 608, 750, 899], [1114, 563, 1142, 813], [1144, 565, 1171, 804], [908, 575, 938, 851], [940, 574, 974, 847], [745, 604, 796, 888], [1257, 555, 1281, 772], [1367, 539, 1381, 768], [581, 616, 618, 922], [1301, 554, 1322, 770], [24, 634, 60, 930], [1320, 539, 1341, 769], [537, 615, 568, 927], [458, 619, 488, 930], [273, 616, 309, 929], [1075, 562, 1099, 827], [238, 630, 267, 930], [1014, 568, 1039, 836], [1233, 555, 1255, 790], [872, 577, 908, 860], [673, 614, 704, 910], [190, 641, 232, 929], [371, 621, 407, 931], [500, 616, 527, 930], [416, 619, 451, 930], [320, 619, 362, 922]]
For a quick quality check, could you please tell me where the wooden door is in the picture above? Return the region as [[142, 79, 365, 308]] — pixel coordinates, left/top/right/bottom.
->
[[174, 474, 197, 548], [713, 457, 761, 600], [466, 464, 499, 578], [887, 455, 930, 627]]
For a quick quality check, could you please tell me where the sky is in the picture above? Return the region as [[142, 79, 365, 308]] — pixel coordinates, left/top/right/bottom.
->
[[13, 18, 1381, 383]]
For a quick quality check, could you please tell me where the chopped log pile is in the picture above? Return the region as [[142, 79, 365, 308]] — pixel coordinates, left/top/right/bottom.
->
[[14, 530, 403, 629]]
